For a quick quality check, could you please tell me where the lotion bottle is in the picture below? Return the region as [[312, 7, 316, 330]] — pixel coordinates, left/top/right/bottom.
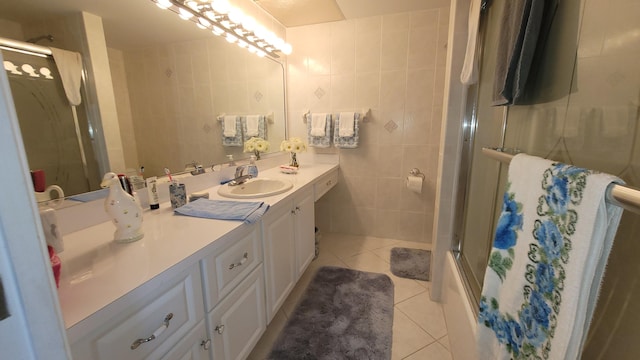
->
[[145, 176, 159, 210], [247, 155, 258, 178]]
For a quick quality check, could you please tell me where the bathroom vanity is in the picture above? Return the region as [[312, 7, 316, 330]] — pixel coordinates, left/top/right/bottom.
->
[[59, 162, 338, 360]]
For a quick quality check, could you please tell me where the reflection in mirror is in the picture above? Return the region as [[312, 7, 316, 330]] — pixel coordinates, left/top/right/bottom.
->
[[0, 0, 287, 199], [118, 35, 286, 179], [2, 47, 101, 197]]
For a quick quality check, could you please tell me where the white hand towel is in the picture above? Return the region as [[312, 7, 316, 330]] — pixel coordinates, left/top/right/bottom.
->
[[223, 115, 237, 137], [477, 154, 623, 360], [310, 113, 327, 137], [460, 0, 482, 85], [50, 47, 83, 106], [338, 112, 355, 137], [245, 115, 260, 137]]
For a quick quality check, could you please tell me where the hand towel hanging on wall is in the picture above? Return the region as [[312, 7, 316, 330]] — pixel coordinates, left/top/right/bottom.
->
[[307, 113, 332, 148], [492, 0, 556, 105]]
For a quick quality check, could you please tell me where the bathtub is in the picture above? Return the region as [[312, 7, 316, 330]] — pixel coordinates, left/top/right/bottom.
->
[[442, 251, 478, 360]]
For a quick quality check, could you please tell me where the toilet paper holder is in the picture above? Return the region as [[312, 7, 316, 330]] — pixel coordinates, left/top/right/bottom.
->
[[409, 168, 425, 180]]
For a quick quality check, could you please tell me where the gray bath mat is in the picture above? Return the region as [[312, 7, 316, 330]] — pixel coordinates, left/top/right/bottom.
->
[[390, 247, 431, 281], [268, 266, 394, 360]]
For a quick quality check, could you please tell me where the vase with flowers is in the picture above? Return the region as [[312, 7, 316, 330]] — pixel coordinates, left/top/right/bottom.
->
[[244, 137, 270, 160], [280, 137, 307, 167]]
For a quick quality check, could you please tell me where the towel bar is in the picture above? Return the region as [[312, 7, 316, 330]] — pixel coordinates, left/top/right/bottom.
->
[[302, 109, 370, 123], [216, 113, 274, 124], [482, 147, 640, 215]]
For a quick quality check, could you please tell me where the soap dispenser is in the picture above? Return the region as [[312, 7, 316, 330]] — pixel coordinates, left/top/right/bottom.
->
[[248, 155, 259, 178]]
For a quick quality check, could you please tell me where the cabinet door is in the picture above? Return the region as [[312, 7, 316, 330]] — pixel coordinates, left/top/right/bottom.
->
[[208, 266, 266, 360], [261, 202, 296, 322], [294, 188, 315, 279], [159, 320, 209, 360]]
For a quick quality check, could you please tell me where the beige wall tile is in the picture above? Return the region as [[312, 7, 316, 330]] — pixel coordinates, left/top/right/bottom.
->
[[287, 6, 449, 244]]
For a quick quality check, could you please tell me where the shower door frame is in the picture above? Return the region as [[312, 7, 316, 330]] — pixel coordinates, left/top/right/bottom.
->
[[451, 2, 509, 312]]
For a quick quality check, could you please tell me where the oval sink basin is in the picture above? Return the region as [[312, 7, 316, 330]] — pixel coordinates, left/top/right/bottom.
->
[[217, 178, 293, 199]]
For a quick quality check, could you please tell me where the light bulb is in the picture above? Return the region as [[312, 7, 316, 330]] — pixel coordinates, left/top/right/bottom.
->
[[211, 0, 230, 15], [204, 11, 216, 20], [198, 18, 211, 28], [178, 8, 193, 20], [225, 33, 238, 43], [282, 43, 292, 55], [237, 40, 248, 48], [253, 25, 267, 40], [265, 31, 277, 46], [228, 8, 244, 24], [274, 37, 285, 50], [212, 26, 224, 36], [242, 16, 256, 32], [256, 50, 266, 58], [186, 1, 198, 10], [156, 0, 172, 9], [248, 45, 257, 53]]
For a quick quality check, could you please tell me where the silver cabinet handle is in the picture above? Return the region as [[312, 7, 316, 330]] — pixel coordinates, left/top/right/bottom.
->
[[201, 339, 211, 350], [215, 324, 225, 334], [130, 313, 173, 350], [228, 252, 248, 270]]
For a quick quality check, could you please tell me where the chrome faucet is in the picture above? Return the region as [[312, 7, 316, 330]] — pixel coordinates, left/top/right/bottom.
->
[[187, 161, 206, 175], [228, 165, 253, 186]]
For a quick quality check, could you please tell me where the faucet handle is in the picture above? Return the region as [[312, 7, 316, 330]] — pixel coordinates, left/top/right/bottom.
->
[[235, 165, 246, 178]]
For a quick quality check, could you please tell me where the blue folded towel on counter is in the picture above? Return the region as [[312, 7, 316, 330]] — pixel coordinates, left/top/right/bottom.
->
[[174, 198, 269, 224]]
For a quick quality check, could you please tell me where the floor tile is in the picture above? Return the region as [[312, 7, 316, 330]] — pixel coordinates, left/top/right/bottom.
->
[[403, 341, 452, 360], [397, 291, 447, 339], [385, 271, 428, 304], [391, 310, 437, 360]]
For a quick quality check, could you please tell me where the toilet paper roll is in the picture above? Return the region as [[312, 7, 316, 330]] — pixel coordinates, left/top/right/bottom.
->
[[406, 175, 423, 194]]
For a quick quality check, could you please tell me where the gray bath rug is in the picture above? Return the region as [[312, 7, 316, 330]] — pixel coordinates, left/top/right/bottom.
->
[[390, 247, 431, 281], [268, 266, 394, 360]]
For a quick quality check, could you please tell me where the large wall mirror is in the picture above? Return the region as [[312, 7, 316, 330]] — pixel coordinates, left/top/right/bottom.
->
[[0, 0, 287, 198]]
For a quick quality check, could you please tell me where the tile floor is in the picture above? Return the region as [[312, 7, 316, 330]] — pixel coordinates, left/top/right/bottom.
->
[[248, 233, 452, 360]]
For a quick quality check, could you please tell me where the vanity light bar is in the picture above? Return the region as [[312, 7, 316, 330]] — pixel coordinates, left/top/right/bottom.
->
[[150, 0, 292, 59]]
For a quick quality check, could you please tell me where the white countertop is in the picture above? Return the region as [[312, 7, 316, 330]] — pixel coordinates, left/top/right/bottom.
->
[[58, 162, 338, 339]]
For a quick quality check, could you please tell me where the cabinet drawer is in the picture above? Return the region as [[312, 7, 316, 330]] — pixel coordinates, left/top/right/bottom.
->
[[314, 169, 338, 201], [201, 225, 262, 311], [70, 266, 204, 360], [208, 265, 266, 360]]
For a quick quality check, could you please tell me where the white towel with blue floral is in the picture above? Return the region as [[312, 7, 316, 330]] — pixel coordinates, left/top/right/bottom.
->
[[307, 113, 332, 148], [221, 115, 243, 147], [334, 113, 360, 148], [477, 154, 624, 360], [242, 115, 267, 141]]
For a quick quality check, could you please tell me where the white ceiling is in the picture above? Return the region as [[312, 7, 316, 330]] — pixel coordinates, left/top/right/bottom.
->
[[0, 0, 449, 50]]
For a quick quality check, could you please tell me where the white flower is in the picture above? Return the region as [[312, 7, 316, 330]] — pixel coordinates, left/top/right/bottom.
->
[[244, 137, 270, 154], [280, 137, 307, 153]]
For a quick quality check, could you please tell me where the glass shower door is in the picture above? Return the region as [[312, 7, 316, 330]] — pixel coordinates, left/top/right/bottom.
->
[[454, 0, 510, 306]]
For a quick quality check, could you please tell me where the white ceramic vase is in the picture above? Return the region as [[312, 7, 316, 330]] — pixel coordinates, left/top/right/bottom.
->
[[101, 172, 144, 243]]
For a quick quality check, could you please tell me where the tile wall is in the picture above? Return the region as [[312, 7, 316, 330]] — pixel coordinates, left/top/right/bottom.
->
[[286, 7, 450, 243]]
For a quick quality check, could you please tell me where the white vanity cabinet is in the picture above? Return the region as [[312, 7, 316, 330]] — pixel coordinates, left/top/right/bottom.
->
[[261, 186, 315, 322], [200, 225, 266, 360], [70, 265, 206, 360]]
